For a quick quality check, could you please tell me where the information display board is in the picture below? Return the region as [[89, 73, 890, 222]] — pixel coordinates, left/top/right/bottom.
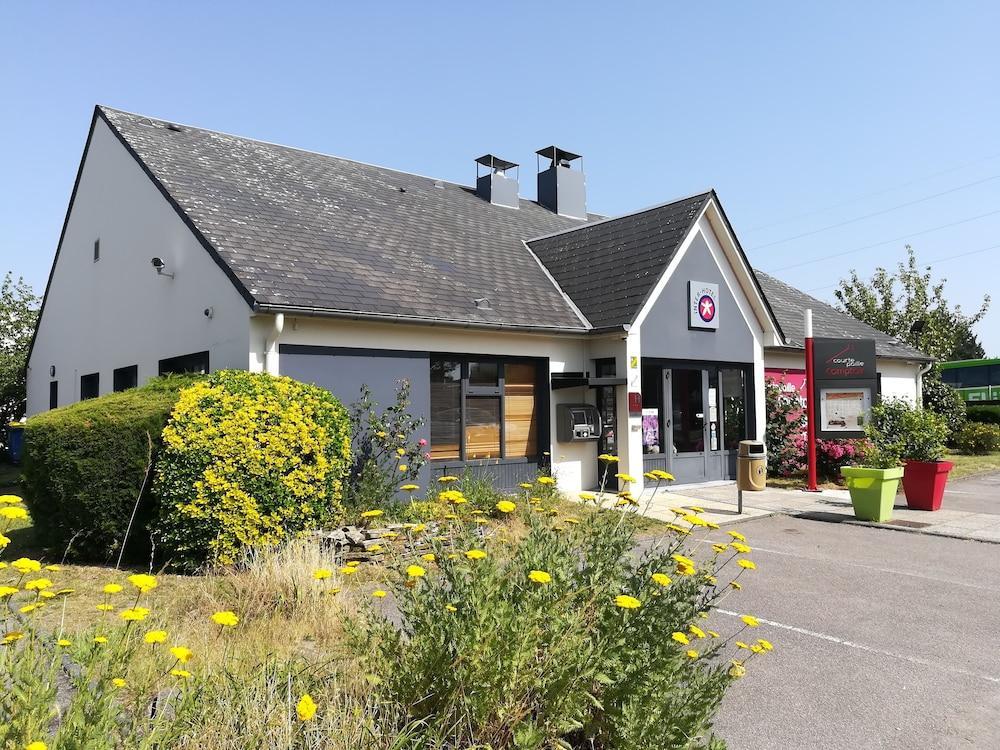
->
[[811, 338, 878, 439]]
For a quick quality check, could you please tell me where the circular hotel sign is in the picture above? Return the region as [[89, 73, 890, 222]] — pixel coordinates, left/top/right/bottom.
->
[[689, 281, 720, 330]]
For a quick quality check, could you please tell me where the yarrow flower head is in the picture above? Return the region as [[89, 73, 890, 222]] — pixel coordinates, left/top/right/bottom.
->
[[672, 631, 690, 645], [405, 565, 426, 579], [651, 573, 672, 587], [0, 506, 27, 521], [360, 509, 384, 519], [313, 568, 332, 581], [464, 549, 487, 560], [11, 558, 41, 574], [119, 607, 151, 622], [144, 630, 167, 644], [737, 559, 756, 570], [536, 476, 556, 486], [170, 646, 193, 663], [495, 500, 516, 514], [103, 583, 123, 595], [211, 611, 239, 628], [614, 594, 642, 610], [296, 693, 318, 721], [741, 614, 761, 628], [528, 570, 552, 585], [127, 574, 157, 594]]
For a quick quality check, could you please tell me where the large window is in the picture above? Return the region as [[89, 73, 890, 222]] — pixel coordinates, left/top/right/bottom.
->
[[720, 368, 747, 449], [429, 357, 542, 462], [113, 365, 138, 392]]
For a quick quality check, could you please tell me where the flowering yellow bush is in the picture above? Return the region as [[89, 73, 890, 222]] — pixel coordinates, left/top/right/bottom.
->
[[154, 371, 351, 569]]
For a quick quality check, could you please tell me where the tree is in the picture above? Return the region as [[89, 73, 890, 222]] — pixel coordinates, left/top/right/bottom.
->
[[833, 245, 989, 362], [0, 272, 39, 442]]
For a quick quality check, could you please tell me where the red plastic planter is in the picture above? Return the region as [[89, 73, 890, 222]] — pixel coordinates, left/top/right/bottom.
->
[[902, 460, 954, 511]]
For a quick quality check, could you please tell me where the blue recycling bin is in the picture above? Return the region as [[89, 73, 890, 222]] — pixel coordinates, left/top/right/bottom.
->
[[8, 424, 24, 465]]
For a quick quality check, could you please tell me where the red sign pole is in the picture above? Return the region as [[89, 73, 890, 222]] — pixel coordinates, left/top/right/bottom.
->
[[804, 309, 819, 492]]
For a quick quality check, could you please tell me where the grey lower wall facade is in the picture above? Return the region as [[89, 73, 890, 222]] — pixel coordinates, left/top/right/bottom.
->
[[278, 344, 545, 492]]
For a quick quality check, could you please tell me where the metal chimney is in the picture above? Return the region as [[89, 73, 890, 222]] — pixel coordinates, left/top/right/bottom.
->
[[536, 146, 586, 219], [475, 154, 520, 209]]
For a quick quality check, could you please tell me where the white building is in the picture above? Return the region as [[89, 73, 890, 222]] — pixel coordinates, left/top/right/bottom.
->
[[27, 107, 931, 493]]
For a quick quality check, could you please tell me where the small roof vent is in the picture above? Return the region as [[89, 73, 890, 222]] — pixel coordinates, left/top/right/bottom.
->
[[473, 297, 493, 311], [475, 154, 519, 209], [536, 146, 586, 219], [165, 122, 183, 133]]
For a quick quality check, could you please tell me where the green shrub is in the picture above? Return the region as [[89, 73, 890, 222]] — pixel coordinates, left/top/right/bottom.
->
[[154, 371, 351, 570], [355, 499, 761, 748], [954, 422, 1000, 455], [20, 375, 199, 560], [922, 370, 966, 439], [764, 377, 806, 477], [868, 398, 948, 463], [967, 405, 1000, 425]]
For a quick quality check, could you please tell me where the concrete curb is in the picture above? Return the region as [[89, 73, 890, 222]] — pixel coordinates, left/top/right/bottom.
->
[[794, 512, 1000, 545]]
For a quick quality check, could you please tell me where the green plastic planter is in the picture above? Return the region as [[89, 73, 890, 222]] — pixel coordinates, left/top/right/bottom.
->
[[840, 466, 904, 522]]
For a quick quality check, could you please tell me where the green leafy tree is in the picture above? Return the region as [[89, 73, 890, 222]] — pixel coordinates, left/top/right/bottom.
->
[[833, 245, 989, 362], [0, 272, 39, 441]]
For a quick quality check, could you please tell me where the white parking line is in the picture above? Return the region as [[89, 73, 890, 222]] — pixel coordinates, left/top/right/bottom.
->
[[750, 545, 1000, 593], [715, 609, 1000, 685]]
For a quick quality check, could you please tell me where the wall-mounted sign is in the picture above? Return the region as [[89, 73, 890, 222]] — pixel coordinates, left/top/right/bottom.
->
[[689, 281, 720, 330], [812, 338, 877, 439]]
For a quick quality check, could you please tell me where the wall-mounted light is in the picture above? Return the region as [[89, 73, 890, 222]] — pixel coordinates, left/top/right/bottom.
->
[[150, 257, 175, 279], [49, 365, 56, 377]]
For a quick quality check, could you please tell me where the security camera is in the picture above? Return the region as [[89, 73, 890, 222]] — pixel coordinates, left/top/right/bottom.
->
[[151, 257, 174, 278]]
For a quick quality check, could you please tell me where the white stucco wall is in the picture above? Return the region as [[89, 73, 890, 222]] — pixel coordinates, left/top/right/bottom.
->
[[26, 118, 252, 415], [764, 350, 923, 404], [259, 315, 612, 492]]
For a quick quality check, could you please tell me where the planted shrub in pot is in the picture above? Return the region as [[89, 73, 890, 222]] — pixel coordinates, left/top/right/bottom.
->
[[898, 405, 952, 511], [840, 443, 904, 523]]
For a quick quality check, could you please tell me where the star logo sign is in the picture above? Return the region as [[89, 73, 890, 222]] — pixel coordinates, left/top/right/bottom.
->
[[698, 294, 716, 322]]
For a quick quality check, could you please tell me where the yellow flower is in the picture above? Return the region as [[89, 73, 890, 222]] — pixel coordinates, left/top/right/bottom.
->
[[11, 557, 41, 574], [0, 586, 18, 598], [144, 630, 167, 644], [119, 607, 151, 622], [708, 630, 720, 638], [398, 464, 408, 472], [689, 625, 707, 639], [686, 650, 699, 659], [313, 568, 332, 581], [112, 678, 127, 688], [211, 611, 239, 628], [372, 590, 387, 598], [400, 484, 420, 492], [615, 473, 637, 483], [170, 669, 192, 679], [368, 545, 383, 553], [712, 543, 729, 554], [735, 641, 750, 650], [676, 562, 696, 576], [666, 524, 691, 536], [564, 517, 580, 524], [26, 742, 47, 750], [57, 639, 72, 647], [421, 553, 436, 562], [396, 447, 406, 456], [730, 581, 743, 590], [24, 578, 52, 591], [519, 482, 533, 489], [126, 574, 157, 594], [537, 476, 556, 486], [737, 559, 756, 570], [614, 594, 641, 610], [672, 631, 690, 645], [103, 583, 123, 595], [339, 566, 358, 575], [296, 693, 318, 721], [598, 454, 619, 463], [445, 604, 457, 612], [578, 491, 596, 501], [651, 573, 672, 587], [671, 553, 695, 567], [729, 661, 747, 679], [406, 565, 426, 578], [727, 530, 747, 542], [93, 636, 108, 645], [683, 514, 708, 527], [0, 494, 23, 504], [438, 489, 467, 504], [495, 500, 516, 514], [19, 603, 44, 614], [652, 470, 674, 481], [43, 564, 61, 572], [464, 549, 487, 560], [437, 475, 459, 483], [0, 506, 27, 521], [3, 631, 25, 644], [731, 542, 752, 554], [740, 615, 761, 628], [360, 509, 384, 519], [376, 431, 387, 439], [757, 638, 774, 652], [170, 646, 193, 663], [95, 604, 114, 612], [687, 505, 705, 513], [528, 570, 552, 585], [0, 533, 9, 548]]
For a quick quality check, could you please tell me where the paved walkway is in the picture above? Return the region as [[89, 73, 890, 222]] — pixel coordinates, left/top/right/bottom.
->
[[615, 472, 1000, 543]]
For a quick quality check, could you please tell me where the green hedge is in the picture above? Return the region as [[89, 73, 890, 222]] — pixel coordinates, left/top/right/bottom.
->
[[20, 375, 200, 561], [966, 405, 1000, 425]]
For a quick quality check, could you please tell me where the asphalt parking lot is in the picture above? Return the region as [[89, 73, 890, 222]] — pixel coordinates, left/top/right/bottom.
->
[[698, 513, 1000, 749]]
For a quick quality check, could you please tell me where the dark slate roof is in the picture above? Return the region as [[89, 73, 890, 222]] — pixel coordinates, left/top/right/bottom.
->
[[98, 106, 603, 331], [526, 193, 712, 328], [755, 270, 932, 361]]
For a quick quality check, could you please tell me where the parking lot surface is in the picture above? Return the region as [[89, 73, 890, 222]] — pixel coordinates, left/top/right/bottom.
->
[[691, 515, 1000, 749]]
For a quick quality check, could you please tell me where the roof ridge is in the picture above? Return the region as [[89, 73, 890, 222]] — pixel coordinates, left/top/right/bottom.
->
[[525, 190, 714, 244]]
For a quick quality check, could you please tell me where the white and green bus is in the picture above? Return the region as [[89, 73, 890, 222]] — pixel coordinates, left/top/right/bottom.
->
[[939, 358, 1000, 404]]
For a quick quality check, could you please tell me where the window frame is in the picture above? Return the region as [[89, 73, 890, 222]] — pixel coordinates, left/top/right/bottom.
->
[[93, 238, 100, 263], [429, 354, 548, 464], [158, 351, 210, 376], [80, 372, 100, 401], [49, 381, 58, 410]]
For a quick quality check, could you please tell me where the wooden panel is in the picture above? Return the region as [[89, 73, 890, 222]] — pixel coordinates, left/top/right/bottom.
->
[[504, 363, 538, 458]]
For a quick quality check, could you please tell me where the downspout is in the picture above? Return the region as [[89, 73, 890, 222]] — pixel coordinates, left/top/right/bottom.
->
[[264, 313, 284, 375], [916, 360, 934, 404]]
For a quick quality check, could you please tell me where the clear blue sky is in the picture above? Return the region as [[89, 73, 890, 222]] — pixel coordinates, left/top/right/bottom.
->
[[2, 1, 998, 354]]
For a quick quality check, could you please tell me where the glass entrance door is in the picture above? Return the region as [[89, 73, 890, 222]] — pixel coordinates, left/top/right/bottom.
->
[[667, 368, 709, 483], [595, 359, 618, 484]]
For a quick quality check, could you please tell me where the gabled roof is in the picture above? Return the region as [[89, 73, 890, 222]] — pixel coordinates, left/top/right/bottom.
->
[[526, 193, 712, 329], [755, 270, 932, 361], [98, 106, 602, 331]]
